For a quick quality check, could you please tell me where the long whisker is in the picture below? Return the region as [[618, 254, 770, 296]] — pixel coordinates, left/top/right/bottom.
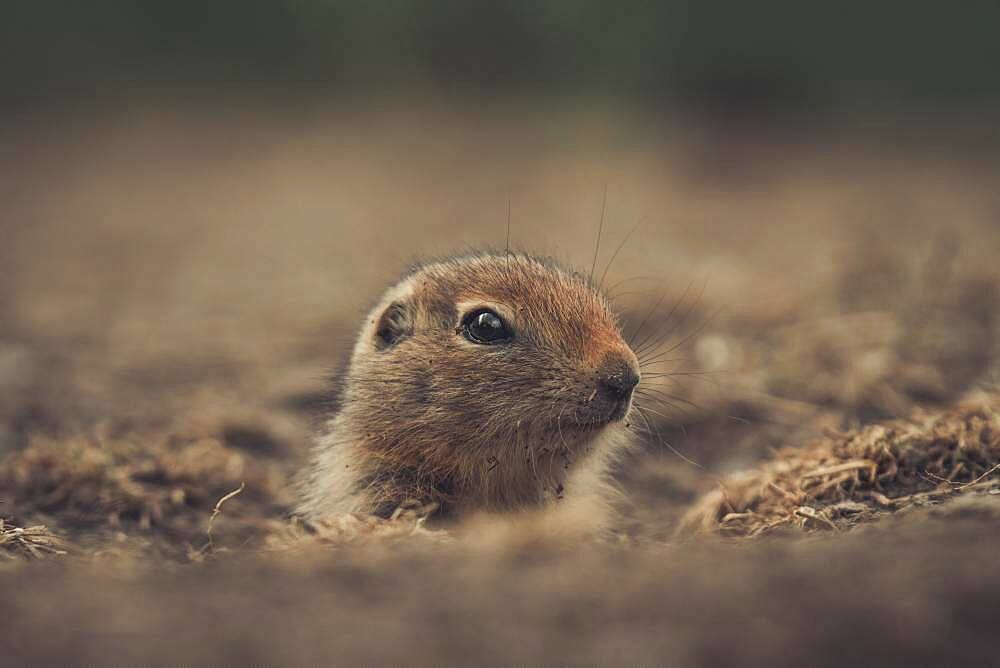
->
[[636, 387, 706, 412], [638, 312, 713, 366], [634, 278, 706, 359], [634, 404, 703, 469], [598, 221, 641, 291], [506, 199, 511, 254], [505, 198, 512, 258], [634, 397, 693, 421], [604, 275, 658, 296], [608, 290, 661, 304], [630, 278, 695, 353], [639, 305, 724, 366], [635, 358, 697, 372], [589, 184, 608, 287], [627, 288, 670, 346], [638, 365, 705, 376]]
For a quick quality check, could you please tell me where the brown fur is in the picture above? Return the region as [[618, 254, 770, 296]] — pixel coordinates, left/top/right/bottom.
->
[[298, 252, 640, 524]]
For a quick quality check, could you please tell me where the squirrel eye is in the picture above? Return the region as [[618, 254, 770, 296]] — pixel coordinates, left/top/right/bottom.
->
[[461, 309, 512, 345]]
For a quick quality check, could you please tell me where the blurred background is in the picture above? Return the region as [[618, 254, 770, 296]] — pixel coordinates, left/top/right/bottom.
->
[[5, 1, 1000, 127]]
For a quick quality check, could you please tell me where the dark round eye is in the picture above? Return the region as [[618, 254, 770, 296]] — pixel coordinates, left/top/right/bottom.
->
[[461, 309, 513, 345]]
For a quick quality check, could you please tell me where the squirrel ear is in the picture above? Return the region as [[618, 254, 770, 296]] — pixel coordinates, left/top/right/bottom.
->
[[373, 299, 413, 349]]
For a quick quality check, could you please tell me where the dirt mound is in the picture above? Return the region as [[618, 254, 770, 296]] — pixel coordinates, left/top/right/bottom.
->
[[679, 390, 1000, 536], [0, 424, 293, 558]]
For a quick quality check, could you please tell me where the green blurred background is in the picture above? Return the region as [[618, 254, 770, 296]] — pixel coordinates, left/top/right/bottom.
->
[[6, 1, 1000, 127]]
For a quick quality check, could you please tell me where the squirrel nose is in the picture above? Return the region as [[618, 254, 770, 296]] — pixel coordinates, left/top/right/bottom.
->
[[599, 363, 640, 401]]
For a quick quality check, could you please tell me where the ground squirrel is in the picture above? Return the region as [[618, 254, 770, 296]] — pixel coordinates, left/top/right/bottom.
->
[[298, 251, 642, 526]]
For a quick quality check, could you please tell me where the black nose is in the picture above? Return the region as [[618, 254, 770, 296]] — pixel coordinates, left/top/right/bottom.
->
[[600, 364, 640, 401]]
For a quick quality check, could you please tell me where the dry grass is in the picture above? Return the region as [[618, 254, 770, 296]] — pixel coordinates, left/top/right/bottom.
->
[[264, 502, 451, 558], [0, 425, 292, 558], [0, 519, 70, 563], [678, 390, 1000, 536]]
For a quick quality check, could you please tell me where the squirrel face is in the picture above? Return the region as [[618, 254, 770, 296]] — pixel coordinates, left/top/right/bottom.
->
[[345, 253, 640, 457]]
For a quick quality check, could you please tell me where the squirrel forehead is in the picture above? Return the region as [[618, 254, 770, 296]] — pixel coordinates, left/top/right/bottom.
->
[[411, 255, 609, 312], [404, 254, 624, 355]]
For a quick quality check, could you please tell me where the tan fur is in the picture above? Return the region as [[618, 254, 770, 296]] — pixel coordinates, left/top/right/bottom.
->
[[297, 252, 640, 527]]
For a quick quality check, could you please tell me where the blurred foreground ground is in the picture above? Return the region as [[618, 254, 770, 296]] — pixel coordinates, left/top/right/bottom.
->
[[1, 105, 999, 664]]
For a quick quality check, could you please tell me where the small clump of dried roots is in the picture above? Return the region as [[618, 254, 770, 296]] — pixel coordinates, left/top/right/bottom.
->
[[0, 518, 71, 563]]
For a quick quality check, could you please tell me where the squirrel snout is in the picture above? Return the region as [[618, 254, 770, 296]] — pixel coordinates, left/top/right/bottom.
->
[[597, 360, 640, 402]]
